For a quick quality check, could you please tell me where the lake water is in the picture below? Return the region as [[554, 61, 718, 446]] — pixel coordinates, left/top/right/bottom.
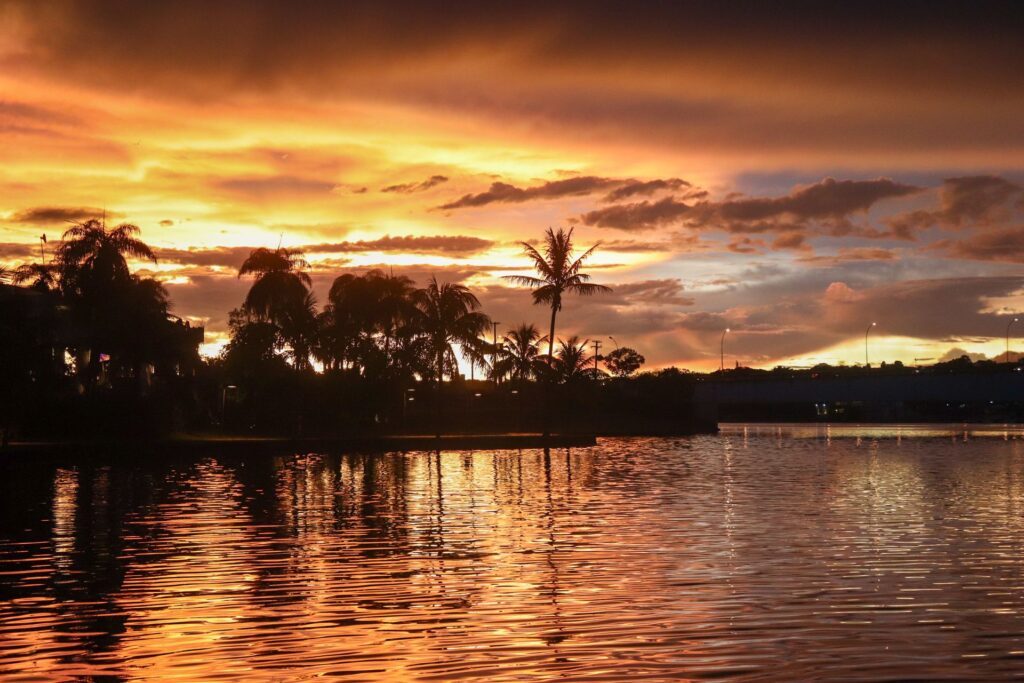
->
[[4, 424, 1024, 681]]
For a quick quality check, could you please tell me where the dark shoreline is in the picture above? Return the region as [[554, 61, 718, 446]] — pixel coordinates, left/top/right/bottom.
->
[[0, 432, 604, 459]]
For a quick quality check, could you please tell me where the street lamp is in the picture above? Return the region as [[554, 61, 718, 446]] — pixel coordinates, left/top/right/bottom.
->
[[491, 320, 501, 385], [1007, 317, 1019, 364], [221, 384, 237, 424], [865, 322, 876, 367], [720, 328, 730, 371], [609, 335, 619, 350]]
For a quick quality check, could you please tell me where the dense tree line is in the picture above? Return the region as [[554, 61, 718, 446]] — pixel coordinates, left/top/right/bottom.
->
[[218, 227, 631, 387], [3, 223, 679, 439]]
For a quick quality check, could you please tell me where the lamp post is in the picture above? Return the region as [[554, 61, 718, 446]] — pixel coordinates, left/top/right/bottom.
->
[[221, 384, 237, 424], [720, 328, 730, 371], [491, 321, 501, 385], [403, 387, 415, 425], [1007, 317, 1019, 364], [865, 322, 876, 367], [609, 335, 619, 350]]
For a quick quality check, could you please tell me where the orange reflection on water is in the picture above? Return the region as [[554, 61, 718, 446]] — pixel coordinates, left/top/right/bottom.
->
[[4, 432, 1024, 679]]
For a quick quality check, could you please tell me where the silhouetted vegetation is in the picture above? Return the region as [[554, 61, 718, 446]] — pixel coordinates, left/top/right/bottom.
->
[[11, 220, 1020, 443], [0, 220, 203, 441], [604, 347, 646, 377]]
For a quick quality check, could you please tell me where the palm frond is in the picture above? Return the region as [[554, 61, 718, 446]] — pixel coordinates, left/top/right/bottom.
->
[[503, 274, 546, 288], [569, 282, 613, 296]]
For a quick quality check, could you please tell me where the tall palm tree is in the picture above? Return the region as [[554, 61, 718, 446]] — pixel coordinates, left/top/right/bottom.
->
[[494, 323, 545, 382], [55, 219, 158, 388], [413, 277, 490, 385], [238, 247, 315, 369], [0, 265, 9, 284], [238, 247, 311, 322], [505, 227, 611, 365], [57, 219, 156, 299]]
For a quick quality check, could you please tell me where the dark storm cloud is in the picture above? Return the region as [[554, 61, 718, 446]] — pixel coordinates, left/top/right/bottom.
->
[[440, 176, 622, 209], [213, 175, 338, 198], [9, 2, 1024, 164], [935, 228, 1024, 263], [887, 176, 1024, 235], [580, 196, 694, 231], [771, 233, 809, 250], [798, 247, 900, 266], [381, 175, 449, 193], [936, 176, 1022, 226], [155, 246, 258, 269], [13, 2, 1024, 97], [727, 237, 765, 254], [156, 235, 494, 269], [0, 242, 37, 260], [582, 177, 921, 233], [8, 206, 109, 224], [306, 235, 494, 255], [603, 279, 695, 306], [598, 239, 672, 253], [714, 178, 920, 223], [603, 178, 691, 202]]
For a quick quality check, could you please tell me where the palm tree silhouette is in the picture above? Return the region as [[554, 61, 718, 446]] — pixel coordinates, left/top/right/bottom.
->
[[57, 219, 156, 299], [12, 263, 57, 292], [413, 277, 490, 384], [55, 219, 159, 387], [413, 277, 489, 435], [238, 247, 311, 320], [238, 247, 315, 370], [494, 323, 546, 383], [321, 270, 418, 373], [505, 227, 610, 366], [553, 336, 592, 383]]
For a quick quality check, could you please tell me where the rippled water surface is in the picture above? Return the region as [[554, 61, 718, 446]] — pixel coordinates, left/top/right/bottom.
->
[[5, 425, 1024, 680]]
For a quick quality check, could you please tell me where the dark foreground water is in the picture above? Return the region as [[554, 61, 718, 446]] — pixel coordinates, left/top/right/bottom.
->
[[4, 425, 1024, 681]]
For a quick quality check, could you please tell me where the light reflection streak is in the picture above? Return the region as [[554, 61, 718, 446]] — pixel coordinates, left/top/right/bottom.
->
[[4, 433, 1024, 679]]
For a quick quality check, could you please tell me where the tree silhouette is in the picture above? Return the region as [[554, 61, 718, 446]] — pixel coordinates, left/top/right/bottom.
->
[[552, 335, 593, 383], [320, 269, 418, 374], [57, 219, 156, 299], [238, 247, 314, 370], [494, 323, 546, 382], [505, 227, 610, 365], [604, 346, 645, 377], [55, 219, 159, 388], [413, 277, 490, 385], [12, 263, 56, 292]]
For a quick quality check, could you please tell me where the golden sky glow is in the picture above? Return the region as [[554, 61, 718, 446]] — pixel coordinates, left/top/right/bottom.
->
[[2, 2, 1024, 368]]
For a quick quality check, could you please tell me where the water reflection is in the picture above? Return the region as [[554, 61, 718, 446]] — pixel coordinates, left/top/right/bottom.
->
[[2, 430, 1024, 679]]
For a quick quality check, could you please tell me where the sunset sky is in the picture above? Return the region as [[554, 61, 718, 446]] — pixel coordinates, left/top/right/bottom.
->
[[2, 1, 1023, 370]]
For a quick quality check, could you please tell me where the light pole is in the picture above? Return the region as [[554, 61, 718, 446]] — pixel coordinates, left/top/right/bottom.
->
[[221, 384, 237, 424], [864, 322, 876, 367], [491, 321, 501, 385], [609, 335, 619, 350], [720, 328, 729, 371], [1007, 317, 1019, 364]]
